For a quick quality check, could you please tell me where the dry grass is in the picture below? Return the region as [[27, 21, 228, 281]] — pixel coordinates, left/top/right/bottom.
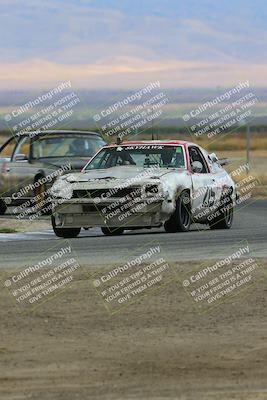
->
[[198, 134, 267, 151]]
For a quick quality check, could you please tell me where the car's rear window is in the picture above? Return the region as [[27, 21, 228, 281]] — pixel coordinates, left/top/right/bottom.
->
[[32, 135, 106, 158]]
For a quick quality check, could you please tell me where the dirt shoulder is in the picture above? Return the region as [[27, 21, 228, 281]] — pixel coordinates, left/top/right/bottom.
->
[[0, 216, 51, 232], [1, 261, 267, 400]]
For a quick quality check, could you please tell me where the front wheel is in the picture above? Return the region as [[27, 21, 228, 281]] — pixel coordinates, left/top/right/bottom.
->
[[209, 202, 233, 230], [164, 192, 191, 233], [0, 199, 7, 215], [101, 227, 124, 236], [209, 188, 234, 230], [51, 216, 81, 238]]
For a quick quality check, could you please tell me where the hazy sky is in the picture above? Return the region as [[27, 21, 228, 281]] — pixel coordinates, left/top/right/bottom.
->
[[1, 0, 267, 89]]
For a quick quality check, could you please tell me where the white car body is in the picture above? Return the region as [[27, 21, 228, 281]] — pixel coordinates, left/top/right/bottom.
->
[[51, 140, 236, 236]]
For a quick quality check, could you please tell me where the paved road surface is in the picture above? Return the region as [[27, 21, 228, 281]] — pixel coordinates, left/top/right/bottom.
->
[[0, 200, 266, 268]]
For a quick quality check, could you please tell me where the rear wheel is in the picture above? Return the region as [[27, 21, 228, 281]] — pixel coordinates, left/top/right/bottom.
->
[[51, 216, 81, 238], [164, 192, 191, 233], [0, 199, 7, 215], [101, 227, 124, 236]]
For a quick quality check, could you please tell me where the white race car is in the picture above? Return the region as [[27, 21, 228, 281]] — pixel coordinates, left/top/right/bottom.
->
[[50, 140, 237, 238]]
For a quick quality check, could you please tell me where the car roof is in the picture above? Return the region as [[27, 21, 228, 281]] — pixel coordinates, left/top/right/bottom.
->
[[15, 130, 104, 138], [107, 140, 195, 147]]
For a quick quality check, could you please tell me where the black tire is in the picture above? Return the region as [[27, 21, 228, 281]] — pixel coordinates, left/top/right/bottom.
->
[[164, 192, 191, 233], [34, 177, 51, 215], [209, 194, 234, 230], [101, 227, 124, 236], [0, 199, 7, 215], [51, 216, 81, 238]]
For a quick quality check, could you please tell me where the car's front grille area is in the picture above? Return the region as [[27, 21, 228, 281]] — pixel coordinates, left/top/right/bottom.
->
[[72, 187, 142, 199]]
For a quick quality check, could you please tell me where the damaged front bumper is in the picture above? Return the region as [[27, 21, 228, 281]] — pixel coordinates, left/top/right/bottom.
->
[[52, 196, 166, 229]]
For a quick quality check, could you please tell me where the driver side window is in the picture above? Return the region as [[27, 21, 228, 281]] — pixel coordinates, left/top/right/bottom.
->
[[0, 137, 18, 157], [189, 146, 209, 173]]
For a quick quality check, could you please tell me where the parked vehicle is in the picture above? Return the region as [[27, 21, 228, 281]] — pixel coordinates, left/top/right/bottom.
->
[[0, 130, 106, 214]]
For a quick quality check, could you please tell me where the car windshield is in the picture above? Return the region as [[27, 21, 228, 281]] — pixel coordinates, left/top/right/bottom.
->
[[85, 144, 186, 170], [31, 135, 106, 159]]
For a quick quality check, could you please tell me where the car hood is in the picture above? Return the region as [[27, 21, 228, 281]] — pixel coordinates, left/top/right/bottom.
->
[[33, 157, 91, 171], [62, 166, 187, 183]]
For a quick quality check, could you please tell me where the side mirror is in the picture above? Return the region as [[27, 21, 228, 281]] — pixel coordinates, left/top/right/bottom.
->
[[14, 153, 28, 162], [218, 158, 229, 166], [192, 160, 203, 173], [209, 153, 219, 163]]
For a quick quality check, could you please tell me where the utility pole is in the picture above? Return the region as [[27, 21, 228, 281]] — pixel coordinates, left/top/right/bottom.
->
[[246, 124, 251, 175]]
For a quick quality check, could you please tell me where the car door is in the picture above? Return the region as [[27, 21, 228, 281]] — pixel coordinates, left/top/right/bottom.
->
[[6, 136, 35, 200], [189, 146, 220, 221], [0, 136, 18, 199]]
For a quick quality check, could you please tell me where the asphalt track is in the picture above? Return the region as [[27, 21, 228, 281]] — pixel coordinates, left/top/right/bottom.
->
[[0, 199, 266, 268]]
